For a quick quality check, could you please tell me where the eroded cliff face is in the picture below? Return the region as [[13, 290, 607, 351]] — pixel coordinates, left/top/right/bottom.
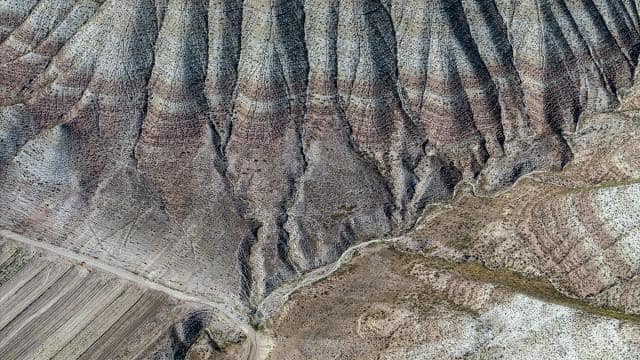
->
[[0, 0, 640, 358], [264, 105, 640, 360]]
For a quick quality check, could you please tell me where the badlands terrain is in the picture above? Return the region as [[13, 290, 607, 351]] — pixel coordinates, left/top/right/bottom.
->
[[1, 0, 640, 358]]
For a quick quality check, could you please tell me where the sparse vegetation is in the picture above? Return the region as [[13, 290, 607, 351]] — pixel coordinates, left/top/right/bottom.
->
[[0, 248, 27, 287]]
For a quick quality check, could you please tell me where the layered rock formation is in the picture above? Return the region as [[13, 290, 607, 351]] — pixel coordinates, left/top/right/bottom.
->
[[263, 99, 640, 359], [266, 247, 640, 359], [1, 0, 640, 358], [410, 109, 640, 315]]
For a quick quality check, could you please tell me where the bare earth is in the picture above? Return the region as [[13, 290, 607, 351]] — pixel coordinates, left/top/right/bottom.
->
[[2, 1, 640, 358]]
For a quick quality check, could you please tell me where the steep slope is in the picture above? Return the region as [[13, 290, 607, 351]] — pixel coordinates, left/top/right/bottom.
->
[[1, 0, 640, 346], [261, 104, 640, 359], [411, 109, 640, 314]]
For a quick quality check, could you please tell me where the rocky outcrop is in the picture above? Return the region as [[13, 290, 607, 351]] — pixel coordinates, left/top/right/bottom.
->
[[1, 0, 640, 345], [259, 86, 640, 358], [411, 109, 640, 314]]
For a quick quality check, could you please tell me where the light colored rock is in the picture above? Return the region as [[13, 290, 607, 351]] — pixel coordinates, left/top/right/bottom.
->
[[1, 1, 640, 358]]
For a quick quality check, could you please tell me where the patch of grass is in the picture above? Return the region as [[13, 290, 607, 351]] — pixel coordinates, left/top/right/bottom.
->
[[588, 177, 640, 191], [0, 248, 27, 287], [425, 257, 640, 323], [447, 233, 474, 250], [330, 205, 358, 220], [250, 320, 265, 331]]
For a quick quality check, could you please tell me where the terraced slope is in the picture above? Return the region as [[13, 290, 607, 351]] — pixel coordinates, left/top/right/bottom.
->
[[0, 234, 250, 360]]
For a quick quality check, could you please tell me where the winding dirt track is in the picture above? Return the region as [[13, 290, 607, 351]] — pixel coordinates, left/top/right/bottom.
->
[[0, 229, 264, 359]]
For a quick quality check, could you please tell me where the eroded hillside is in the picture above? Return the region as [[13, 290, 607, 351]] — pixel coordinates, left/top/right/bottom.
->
[[1, 0, 640, 358], [262, 105, 640, 359]]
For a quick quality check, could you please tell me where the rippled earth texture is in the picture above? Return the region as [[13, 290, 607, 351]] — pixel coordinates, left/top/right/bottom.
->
[[1, 1, 640, 359]]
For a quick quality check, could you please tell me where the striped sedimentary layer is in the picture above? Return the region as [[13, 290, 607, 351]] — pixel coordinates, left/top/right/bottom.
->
[[412, 110, 640, 314], [266, 247, 640, 359], [0, 0, 639, 317]]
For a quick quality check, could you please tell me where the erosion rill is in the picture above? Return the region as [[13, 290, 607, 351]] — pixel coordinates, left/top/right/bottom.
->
[[1, 1, 640, 359]]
